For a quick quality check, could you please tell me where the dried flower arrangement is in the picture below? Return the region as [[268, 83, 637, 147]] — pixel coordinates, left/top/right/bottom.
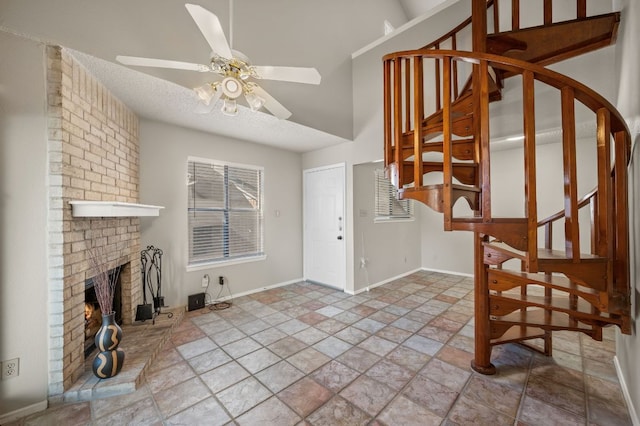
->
[[87, 246, 121, 315]]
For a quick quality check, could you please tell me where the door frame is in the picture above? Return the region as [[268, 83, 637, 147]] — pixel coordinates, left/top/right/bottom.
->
[[303, 163, 347, 290]]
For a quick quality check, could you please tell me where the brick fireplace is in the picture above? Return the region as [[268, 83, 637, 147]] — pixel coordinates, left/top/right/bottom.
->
[[46, 46, 143, 397]]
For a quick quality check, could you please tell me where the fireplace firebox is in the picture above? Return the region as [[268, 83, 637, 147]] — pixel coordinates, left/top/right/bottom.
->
[[84, 264, 124, 357]]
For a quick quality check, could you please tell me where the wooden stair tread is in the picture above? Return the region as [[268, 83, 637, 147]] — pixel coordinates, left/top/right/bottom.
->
[[487, 13, 620, 68], [401, 183, 480, 193], [484, 241, 607, 263], [490, 325, 546, 346], [451, 217, 527, 224], [492, 309, 595, 333], [400, 161, 478, 186], [394, 138, 476, 162], [489, 293, 619, 323], [488, 269, 602, 296]]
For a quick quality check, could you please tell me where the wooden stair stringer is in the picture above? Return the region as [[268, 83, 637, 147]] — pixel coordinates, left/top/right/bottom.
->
[[399, 184, 480, 214]]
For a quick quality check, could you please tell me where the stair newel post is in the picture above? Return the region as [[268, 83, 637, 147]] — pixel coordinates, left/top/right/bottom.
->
[[561, 86, 581, 261], [472, 232, 496, 374], [442, 56, 454, 229], [522, 70, 538, 272]]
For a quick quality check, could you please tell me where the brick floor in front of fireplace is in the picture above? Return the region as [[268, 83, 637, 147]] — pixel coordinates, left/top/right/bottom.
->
[[6, 271, 632, 425], [62, 307, 184, 403]]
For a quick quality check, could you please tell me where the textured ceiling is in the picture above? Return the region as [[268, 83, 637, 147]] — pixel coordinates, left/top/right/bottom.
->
[[1, 0, 436, 152]]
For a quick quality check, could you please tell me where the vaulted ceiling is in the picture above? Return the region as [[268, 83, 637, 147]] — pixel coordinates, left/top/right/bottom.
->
[[0, 0, 441, 151]]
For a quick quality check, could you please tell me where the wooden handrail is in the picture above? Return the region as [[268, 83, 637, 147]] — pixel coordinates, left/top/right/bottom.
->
[[538, 188, 597, 228], [538, 188, 598, 252], [383, 49, 630, 266], [383, 50, 629, 141]]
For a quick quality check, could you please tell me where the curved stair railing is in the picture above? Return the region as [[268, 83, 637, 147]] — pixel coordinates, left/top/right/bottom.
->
[[383, 49, 631, 374]]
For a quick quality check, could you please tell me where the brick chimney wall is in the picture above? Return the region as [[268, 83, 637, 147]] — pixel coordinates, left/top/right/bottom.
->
[[47, 46, 142, 397]]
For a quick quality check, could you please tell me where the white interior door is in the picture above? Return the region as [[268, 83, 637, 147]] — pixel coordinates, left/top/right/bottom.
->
[[303, 164, 346, 290]]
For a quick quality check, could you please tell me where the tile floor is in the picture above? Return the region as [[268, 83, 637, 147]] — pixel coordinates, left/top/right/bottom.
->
[[7, 271, 632, 425]]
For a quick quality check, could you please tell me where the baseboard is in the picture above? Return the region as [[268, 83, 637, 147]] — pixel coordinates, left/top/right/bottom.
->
[[421, 267, 473, 278], [0, 400, 48, 424], [205, 278, 304, 303], [614, 355, 640, 426], [349, 268, 423, 295]]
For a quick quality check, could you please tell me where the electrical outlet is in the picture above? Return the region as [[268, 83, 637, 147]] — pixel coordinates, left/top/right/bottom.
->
[[2, 358, 19, 380], [218, 276, 224, 285], [201, 274, 210, 288]]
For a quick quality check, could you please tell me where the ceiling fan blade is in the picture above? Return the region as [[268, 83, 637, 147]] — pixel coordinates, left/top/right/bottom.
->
[[185, 3, 233, 60], [252, 86, 292, 120], [116, 55, 210, 72], [252, 66, 321, 85]]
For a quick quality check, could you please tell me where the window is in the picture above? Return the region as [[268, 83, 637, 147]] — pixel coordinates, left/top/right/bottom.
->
[[374, 168, 413, 220], [187, 157, 264, 267]]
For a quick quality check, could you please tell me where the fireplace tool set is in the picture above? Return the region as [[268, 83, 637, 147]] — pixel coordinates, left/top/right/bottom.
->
[[137, 245, 173, 324]]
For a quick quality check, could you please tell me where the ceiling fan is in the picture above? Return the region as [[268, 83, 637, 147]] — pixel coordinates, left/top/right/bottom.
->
[[116, 3, 321, 119]]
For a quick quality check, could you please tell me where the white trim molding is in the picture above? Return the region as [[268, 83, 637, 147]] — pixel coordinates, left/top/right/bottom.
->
[[614, 356, 640, 426], [348, 267, 423, 295], [0, 400, 48, 424]]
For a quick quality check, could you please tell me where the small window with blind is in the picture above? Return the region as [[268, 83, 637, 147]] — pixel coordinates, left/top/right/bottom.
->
[[374, 169, 413, 221], [187, 157, 264, 268]]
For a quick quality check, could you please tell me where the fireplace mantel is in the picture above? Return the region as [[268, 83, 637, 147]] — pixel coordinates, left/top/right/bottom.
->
[[69, 201, 164, 217]]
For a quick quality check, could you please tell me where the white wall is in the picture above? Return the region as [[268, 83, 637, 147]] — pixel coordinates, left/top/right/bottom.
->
[[353, 163, 422, 292], [612, 0, 640, 422], [0, 32, 49, 418], [302, 0, 472, 290], [139, 120, 303, 306]]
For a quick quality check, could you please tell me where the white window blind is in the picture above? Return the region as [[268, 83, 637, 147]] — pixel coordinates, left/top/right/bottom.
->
[[374, 169, 413, 219], [187, 158, 264, 266]]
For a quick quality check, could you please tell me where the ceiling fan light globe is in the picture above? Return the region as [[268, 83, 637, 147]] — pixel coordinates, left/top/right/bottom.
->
[[194, 84, 216, 105], [245, 92, 265, 111], [221, 98, 238, 116]]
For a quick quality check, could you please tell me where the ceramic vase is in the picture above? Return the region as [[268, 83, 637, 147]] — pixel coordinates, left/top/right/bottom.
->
[[92, 312, 125, 378]]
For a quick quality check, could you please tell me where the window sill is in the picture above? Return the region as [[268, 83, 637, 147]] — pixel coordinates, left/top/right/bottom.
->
[[186, 255, 267, 272], [374, 217, 415, 223]]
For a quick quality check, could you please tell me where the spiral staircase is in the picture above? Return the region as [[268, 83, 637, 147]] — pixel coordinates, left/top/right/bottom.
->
[[383, 0, 631, 374]]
